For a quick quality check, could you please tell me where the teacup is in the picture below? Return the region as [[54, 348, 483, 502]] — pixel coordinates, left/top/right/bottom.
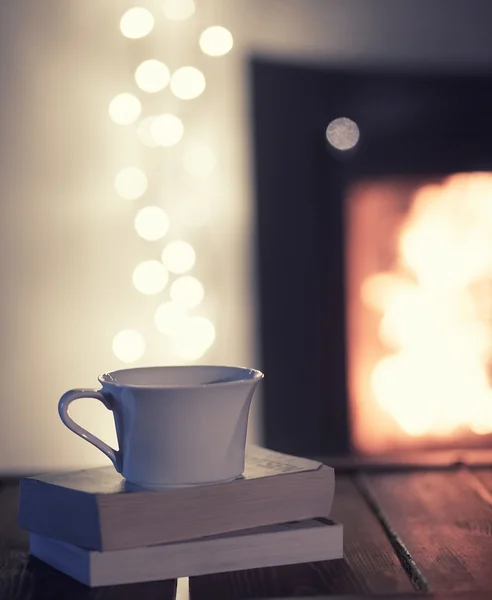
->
[[58, 365, 263, 489]]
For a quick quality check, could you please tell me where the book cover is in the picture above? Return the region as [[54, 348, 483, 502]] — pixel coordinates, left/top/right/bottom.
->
[[19, 446, 335, 551]]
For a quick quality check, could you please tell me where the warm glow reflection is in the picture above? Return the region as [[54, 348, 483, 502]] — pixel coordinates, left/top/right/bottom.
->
[[199, 26, 233, 56], [364, 172, 492, 438], [120, 7, 155, 39], [170, 67, 206, 100], [133, 260, 169, 295], [135, 60, 170, 93], [112, 330, 145, 363]]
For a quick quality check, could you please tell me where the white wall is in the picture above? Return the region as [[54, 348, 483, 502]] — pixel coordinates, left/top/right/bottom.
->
[[0, 0, 491, 473]]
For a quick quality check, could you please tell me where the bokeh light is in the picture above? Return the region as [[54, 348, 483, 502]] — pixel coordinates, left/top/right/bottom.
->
[[137, 116, 159, 148], [170, 67, 206, 100], [134, 206, 170, 241], [326, 117, 360, 151], [162, 240, 196, 273], [162, 0, 195, 20], [114, 167, 148, 200], [199, 26, 233, 56], [183, 145, 217, 177], [170, 276, 204, 308], [149, 114, 184, 147], [133, 260, 169, 295], [174, 316, 216, 361], [135, 59, 170, 93], [120, 7, 155, 39], [108, 93, 141, 125], [112, 329, 146, 363], [154, 301, 188, 335]]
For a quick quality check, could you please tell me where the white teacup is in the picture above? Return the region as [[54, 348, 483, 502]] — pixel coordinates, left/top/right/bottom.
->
[[58, 365, 263, 489]]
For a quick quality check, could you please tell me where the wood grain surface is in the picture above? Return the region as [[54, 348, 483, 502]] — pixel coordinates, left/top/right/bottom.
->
[[364, 469, 492, 594], [189, 477, 413, 598], [5, 465, 492, 598]]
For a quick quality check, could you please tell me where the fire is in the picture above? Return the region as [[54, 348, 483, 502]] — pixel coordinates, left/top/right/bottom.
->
[[363, 173, 492, 438]]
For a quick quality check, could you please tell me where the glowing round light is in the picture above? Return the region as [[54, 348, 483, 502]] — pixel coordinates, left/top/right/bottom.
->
[[114, 167, 148, 200], [162, 240, 196, 273], [162, 0, 195, 20], [119, 7, 155, 39], [112, 329, 145, 363], [326, 117, 360, 151], [133, 260, 169, 295], [108, 93, 141, 125], [174, 316, 216, 361], [170, 67, 205, 100], [170, 276, 204, 308], [149, 114, 184, 147], [134, 206, 170, 241], [154, 301, 188, 335], [199, 26, 233, 56], [183, 145, 217, 177], [137, 116, 159, 148], [135, 60, 170, 93]]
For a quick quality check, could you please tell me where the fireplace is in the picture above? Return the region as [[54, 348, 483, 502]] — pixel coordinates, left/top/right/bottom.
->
[[250, 57, 492, 457]]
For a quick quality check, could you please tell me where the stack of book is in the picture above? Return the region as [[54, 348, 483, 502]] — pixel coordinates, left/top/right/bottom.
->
[[18, 446, 343, 587]]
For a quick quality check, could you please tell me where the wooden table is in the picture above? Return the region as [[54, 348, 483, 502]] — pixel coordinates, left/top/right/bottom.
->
[[2, 457, 492, 599]]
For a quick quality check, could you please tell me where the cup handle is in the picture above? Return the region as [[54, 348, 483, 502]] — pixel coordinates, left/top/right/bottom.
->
[[58, 388, 122, 472]]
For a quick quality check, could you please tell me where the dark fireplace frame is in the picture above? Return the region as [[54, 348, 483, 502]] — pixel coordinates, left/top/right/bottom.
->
[[250, 56, 492, 457]]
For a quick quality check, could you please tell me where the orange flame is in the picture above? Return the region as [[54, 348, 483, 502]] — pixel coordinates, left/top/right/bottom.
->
[[362, 173, 492, 438]]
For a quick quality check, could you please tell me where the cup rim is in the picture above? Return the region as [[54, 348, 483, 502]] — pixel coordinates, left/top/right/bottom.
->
[[99, 365, 264, 389]]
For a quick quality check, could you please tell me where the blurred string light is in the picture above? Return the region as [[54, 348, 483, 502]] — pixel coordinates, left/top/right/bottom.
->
[[133, 260, 169, 295], [154, 301, 188, 335], [112, 329, 146, 363], [112, 4, 234, 363], [173, 316, 216, 360], [137, 116, 159, 148], [199, 26, 233, 56], [109, 93, 141, 125], [135, 60, 170, 93], [170, 66, 206, 100], [149, 113, 184, 146], [170, 276, 204, 308], [120, 7, 155, 39], [134, 206, 170, 241], [114, 167, 148, 200], [162, 240, 196, 273], [162, 0, 196, 21]]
